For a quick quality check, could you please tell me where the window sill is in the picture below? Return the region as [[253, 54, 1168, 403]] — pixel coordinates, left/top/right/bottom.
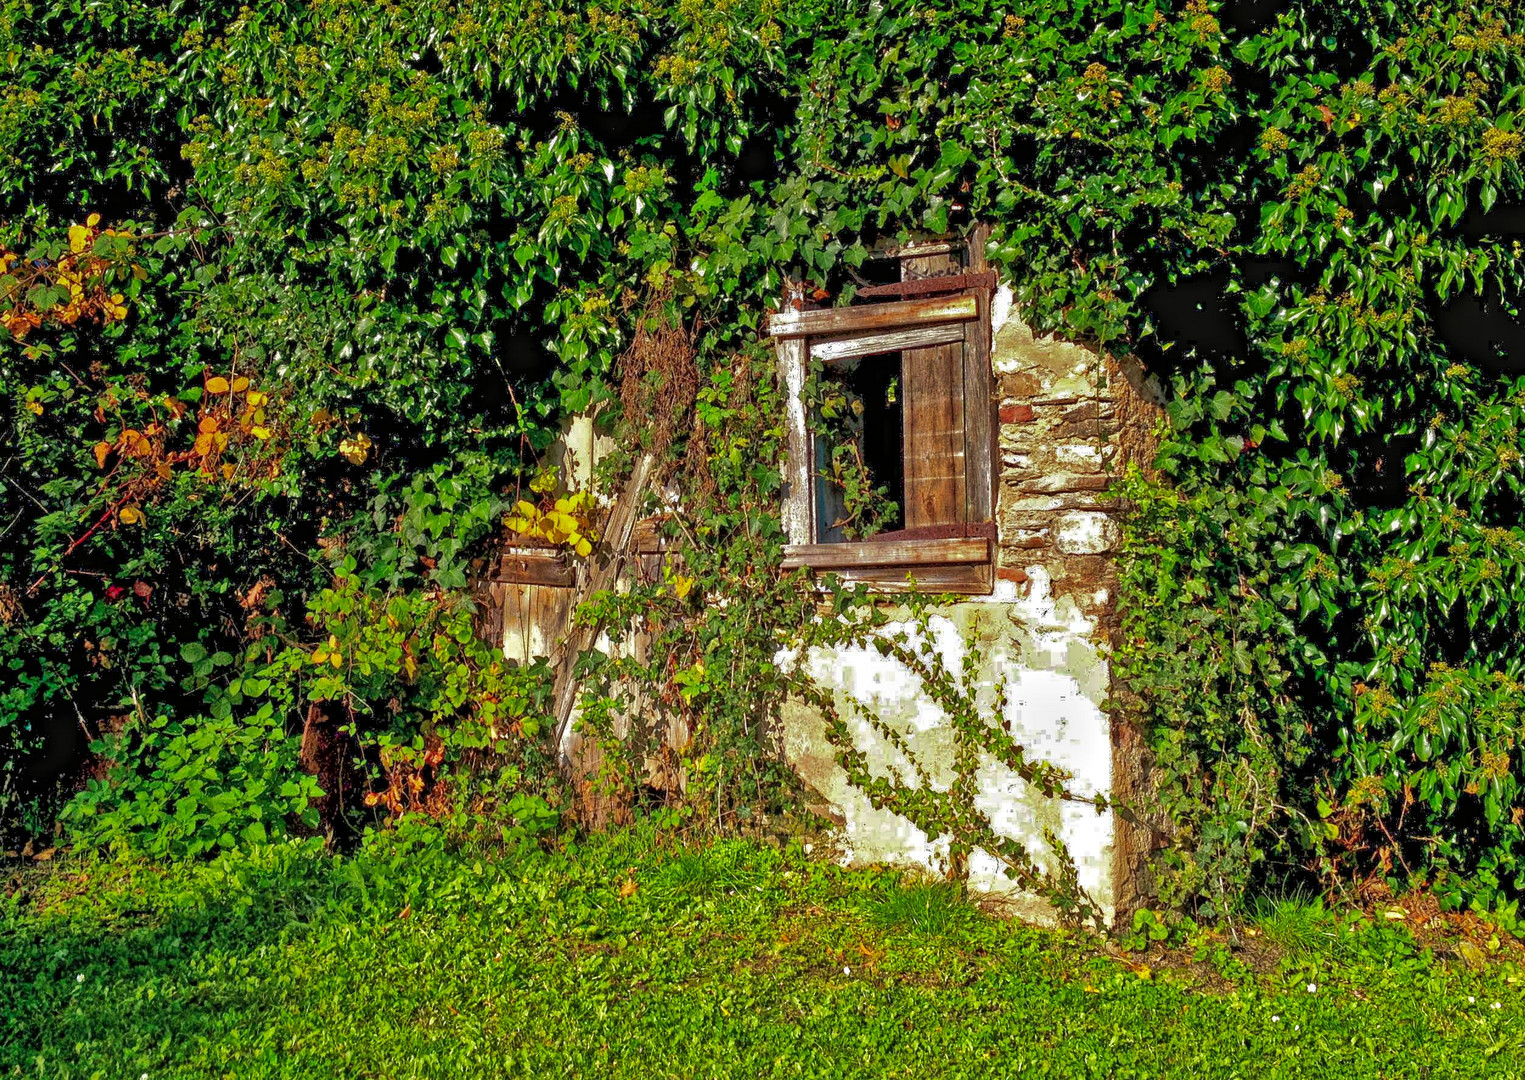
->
[[780, 536, 993, 595]]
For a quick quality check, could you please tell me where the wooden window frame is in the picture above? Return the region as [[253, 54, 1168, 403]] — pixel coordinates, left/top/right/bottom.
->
[[769, 230, 997, 595]]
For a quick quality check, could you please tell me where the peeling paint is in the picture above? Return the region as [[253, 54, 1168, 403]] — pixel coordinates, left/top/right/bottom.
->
[[780, 606, 1115, 924]]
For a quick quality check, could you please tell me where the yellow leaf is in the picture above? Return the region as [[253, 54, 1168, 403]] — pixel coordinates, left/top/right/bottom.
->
[[339, 432, 371, 464], [68, 225, 88, 253], [672, 574, 695, 600], [251, 425, 271, 440], [118, 507, 141, 524], [330, 652, 342, 669], [193, 433, 214, 455], [513, 499, 538, 518], [93, 441, 111, 468], [247, 391, 267, 406], [529, 469, 557, 494], [214, 432, 229, 451], [232, 376, 250, 392], [573, 537, 592, 557], [311, 649, 329, 665], [206, 376, 230, 394], [86, 213, 100, 227], [25, 400, 43, 415], [221, 463, 236, 480]]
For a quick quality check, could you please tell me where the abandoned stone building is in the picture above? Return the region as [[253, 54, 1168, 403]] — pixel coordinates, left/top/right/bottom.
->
[[477, 228, 1161, 924]]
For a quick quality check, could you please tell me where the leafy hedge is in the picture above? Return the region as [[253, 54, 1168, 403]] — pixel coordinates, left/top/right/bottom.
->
[[2, 0, 1524, 917]]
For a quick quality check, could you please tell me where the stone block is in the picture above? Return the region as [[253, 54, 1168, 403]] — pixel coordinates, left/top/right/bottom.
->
[[1012, 473, 1111, 495], [1054, 511, 1120, 555]]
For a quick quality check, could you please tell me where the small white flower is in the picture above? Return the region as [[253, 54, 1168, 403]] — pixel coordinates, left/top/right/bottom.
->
[[75, 973, 85, 984], [843, 966, 851, 976], [141, 1073, 149, 1080], [1293, 1024, 1300, 1032], [1271, 1015, 1280, 1023], [1306, 983, 1317, 993], [1493, 1002, 1503, 1010], [1469, 996, 1476, 1004]]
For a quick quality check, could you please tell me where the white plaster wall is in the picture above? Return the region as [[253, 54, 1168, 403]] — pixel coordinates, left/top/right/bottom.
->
[[778, 574, 1115, 923]]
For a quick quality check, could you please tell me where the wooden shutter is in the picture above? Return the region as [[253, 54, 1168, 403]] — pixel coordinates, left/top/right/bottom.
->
[[899, 251, 967, 529]]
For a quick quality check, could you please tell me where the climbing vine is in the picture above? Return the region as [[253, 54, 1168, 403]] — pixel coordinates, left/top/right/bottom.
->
[[3, 0, 1525, 925]]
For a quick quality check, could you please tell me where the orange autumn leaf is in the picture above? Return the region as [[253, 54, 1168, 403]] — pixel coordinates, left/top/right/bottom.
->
[[232, 376, 250, 392], [93, 441, 111, 469], [193, 433, 214, 455], [205, 376, 231, 394], [198, 416, 219, 434]]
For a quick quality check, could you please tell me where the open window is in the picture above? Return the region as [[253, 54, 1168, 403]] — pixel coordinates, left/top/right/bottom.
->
[[769, 230, 996, 594]]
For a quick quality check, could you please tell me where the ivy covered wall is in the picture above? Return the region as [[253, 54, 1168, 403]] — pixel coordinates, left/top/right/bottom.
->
[[3, 0, 1524, 920]]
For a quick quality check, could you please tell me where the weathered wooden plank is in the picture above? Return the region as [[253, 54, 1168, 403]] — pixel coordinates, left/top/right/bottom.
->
[[551, 453, 656, 761], [492, 549, 575, 587], [781, 536, 990, 571], [899, 248, 965, 530], [864, 238, 961, 260], [963, 224, 996, 526], [836, 563, 992, 595], [501, 583, 529, 665], [630, 516, 676, 554], [809, 323, 965, 364], [776, 284, 815, 545], [471, 581, 505, 655], [527, 584, 573, 660], [813, 560, 994, 595], [854, 269, 997, 299], [766, 294, 977, 340], [901, 339, 965, 528]]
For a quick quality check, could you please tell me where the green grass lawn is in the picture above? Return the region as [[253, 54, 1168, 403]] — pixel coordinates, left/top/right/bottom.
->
[[3, 831, 1523, 1079]]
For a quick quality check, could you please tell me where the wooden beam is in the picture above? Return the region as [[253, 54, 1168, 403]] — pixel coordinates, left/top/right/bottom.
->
[[821, 561, 994, 596], [766, 294, 977, 340], [864, 239, 961, 260], [854, 269, 997, 299], [491, 550, 574, 587], [776, 283, 814, 545], [809, 323, 965, 364], [781, 536, 990, 571], [551, 453, 655, 763]]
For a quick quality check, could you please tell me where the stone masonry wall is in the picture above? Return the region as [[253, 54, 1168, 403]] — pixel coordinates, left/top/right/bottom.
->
[[991, 287, 1163, 626]]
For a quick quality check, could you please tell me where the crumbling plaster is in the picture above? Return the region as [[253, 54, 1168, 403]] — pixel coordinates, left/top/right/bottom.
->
[[779, 285, 1162, 925]]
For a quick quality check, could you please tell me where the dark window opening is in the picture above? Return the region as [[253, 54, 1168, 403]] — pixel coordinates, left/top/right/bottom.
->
[[814, 353, 906, 543]]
